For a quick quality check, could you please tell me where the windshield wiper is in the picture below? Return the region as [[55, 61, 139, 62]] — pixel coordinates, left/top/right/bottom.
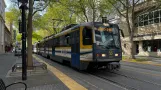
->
[[97, 44, 109, 49], [106, 45, 120, 49]]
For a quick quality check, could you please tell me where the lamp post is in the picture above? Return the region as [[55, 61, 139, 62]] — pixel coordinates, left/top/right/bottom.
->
[[17, 0, 28, 80]]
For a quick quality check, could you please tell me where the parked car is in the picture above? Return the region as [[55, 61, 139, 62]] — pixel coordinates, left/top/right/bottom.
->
[[14, 48, 22, 56]]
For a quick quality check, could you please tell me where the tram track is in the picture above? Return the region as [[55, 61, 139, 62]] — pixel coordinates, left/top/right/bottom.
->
[[89, 68, 161, 90], [36, 55, 161, 90], [89, 72, 138, 90], [108, 70, 161, 87]]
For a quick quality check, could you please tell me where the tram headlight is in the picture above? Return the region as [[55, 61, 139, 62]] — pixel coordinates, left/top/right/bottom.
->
[[102, 54, 106, 57], [96, 54, 100, 57], [115, 54, 118, 56]]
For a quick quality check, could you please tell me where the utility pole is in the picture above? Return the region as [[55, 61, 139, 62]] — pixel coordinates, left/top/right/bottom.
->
[[18, 0, 28, 80]]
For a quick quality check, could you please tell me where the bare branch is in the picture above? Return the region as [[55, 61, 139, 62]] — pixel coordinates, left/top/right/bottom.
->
[[134, 0, 140, 5], [108, 0, 126, 18], [79, 1, 89, 22], [118, 0, 128, 8], [32, 1, 49, 16]]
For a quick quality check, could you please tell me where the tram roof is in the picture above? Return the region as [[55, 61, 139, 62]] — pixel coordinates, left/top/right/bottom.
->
[[37, 22, 115, 43]]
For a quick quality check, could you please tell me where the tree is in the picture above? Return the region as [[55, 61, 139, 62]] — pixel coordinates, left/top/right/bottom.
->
[[32, 31, 43, 44], [5, 7, 21, 43], [106, 0, 161, 59], [104, 0, 141, 59], [56, 0, 112, 23], [27, 0, 52, 68], [33, 2, 77, 34]]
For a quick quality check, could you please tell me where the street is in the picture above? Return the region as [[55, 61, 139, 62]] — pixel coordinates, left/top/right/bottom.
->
[[34, 54, 161, 90], [1, 53, 161, 90]]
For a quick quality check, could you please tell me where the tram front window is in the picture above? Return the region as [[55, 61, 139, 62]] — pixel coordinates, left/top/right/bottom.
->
[[95, 26, 120, 49], [83, 27, 93, 45]]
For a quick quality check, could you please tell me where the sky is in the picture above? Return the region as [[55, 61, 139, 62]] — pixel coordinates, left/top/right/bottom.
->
[[5, 0, 11, 11]]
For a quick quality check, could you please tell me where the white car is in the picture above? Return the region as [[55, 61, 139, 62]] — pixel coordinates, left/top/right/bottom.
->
[[14, 48, 22, 56]]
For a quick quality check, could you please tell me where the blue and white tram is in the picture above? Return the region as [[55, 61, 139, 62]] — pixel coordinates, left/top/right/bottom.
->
[[36, 22, 124, 70]]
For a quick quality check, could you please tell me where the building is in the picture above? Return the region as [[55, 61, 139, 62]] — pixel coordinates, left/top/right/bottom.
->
[[120, 0, 161, 57], [0, 0, 6, 53], [4, 25, 12, 52]]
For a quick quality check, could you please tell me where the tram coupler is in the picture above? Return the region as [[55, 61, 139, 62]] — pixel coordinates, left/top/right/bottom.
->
[[107, 62, 120, 70]]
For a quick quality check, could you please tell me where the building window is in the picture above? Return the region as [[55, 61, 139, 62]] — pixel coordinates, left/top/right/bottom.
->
[[144, 14, 148, 25], [143, 40, 161, 52], [139, 15, 144, 26], [135, 9, 161, 27], [149, 12, 154, 24], [160, 10, 161, 22], [154, 10, 159, 23]]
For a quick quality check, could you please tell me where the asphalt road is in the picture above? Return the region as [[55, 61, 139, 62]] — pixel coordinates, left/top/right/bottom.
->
[[35, 55, 161, 90], [0, 53, 17, 78]]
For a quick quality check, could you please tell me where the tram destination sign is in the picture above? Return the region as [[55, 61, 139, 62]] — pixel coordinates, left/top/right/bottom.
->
[[97, 27, 112, 32]]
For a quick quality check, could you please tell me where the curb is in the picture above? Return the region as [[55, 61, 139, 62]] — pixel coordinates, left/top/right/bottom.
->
[[122, 60, 161, 67]]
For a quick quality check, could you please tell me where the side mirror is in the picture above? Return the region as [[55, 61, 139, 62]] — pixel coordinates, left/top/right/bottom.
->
[[119, 29, 124, 37]]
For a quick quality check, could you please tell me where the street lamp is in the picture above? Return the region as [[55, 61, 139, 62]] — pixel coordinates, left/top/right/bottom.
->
[[17, 0, 28, 81]]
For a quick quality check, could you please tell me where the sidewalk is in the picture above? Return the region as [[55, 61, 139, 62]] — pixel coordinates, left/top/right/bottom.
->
[[122, 55, 161, 66], [0, 53, 69, 90]]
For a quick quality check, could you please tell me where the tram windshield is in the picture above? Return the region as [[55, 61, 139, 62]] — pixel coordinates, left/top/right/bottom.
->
[[95, 25, 120, 49]]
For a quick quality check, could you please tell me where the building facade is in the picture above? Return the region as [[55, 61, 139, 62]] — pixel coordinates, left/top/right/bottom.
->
[[0, 0, 6, 53], [120, 0, 161, 57], [4, 25, 12, 52]]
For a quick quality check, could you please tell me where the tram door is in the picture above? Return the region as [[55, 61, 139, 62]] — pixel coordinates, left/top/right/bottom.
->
[[71, 30, 80, 69], [52, 46, 55, 56]]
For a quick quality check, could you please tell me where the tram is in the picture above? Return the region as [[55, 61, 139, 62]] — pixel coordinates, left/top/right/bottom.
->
[[36, 22, 124, 70]]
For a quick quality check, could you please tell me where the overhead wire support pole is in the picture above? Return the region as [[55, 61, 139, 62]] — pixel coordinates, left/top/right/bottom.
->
[[19, 2, 28, 81]]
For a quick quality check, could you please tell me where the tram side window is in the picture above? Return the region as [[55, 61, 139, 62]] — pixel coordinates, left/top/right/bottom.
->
[[53, 38, 56, 46], [83, 27, 92, 45], [56, 38, 60, 46], [60, 36, 65, 47], [65, 34, 70, 46]]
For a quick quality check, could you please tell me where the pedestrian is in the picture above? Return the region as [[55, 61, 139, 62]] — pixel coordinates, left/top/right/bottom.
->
[[5, 46, 7, 53]]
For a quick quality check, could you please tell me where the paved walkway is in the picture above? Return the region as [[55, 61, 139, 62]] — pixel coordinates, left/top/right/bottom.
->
[[122, 55, 161, 66], [0, 53, 69, 90], [135, 55, 161, 63]]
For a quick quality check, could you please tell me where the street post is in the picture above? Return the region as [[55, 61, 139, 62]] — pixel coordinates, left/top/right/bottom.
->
[[18, 0, 28, 80]]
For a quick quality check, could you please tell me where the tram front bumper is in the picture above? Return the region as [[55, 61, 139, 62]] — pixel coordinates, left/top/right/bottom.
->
[[95, 58, 121, 62]]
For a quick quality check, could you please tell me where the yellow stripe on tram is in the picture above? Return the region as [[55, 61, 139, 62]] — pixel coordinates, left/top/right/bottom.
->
[[33, 55, 87, 90]]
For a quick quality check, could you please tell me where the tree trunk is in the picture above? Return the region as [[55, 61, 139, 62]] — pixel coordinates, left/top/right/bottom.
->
[[92, 8, 95, 22], [129, 0, 135, 59], [27, 0, 33, 68], [124, 0, 135, 59], [129, 33, 135, 59]]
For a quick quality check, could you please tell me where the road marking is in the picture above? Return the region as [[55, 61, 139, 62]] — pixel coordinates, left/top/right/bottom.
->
[[33, 55, 87, 90]]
